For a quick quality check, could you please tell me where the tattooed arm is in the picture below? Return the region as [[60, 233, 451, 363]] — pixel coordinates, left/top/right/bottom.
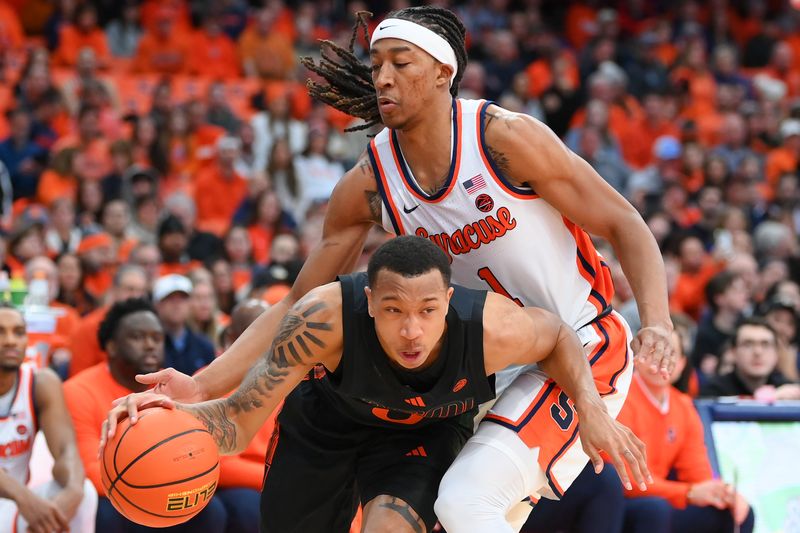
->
[[138, 153, 381, 405], [179, 284, 344, 454]]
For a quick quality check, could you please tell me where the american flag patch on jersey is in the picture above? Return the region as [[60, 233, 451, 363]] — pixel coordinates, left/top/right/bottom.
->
[[463, 174, 486, 194]]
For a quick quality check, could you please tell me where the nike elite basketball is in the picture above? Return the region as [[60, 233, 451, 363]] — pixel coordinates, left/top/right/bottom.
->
[[101, 407, 220, 527]]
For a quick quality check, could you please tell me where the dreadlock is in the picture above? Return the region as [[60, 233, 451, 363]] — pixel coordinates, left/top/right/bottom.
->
[[301, 7, 468, 132]]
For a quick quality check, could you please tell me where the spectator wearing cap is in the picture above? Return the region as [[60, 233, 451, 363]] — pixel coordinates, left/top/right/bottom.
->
[[761, 296, 799, 382], [77, 231, 114, 299], [766, 119, 800, 193], [68, 264, 148, 377], [691, 272, 750, 379], [627, 135, 684, 209], [701, 317, 800, 399], [153, 274, 215, 377], [157, 214, 201, 277], [193, 135, 248, 237], [0, 108, 47, 200]]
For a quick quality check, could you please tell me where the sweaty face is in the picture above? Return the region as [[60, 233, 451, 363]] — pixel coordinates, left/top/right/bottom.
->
[[366, 269, 453, 371], [110, 311, 164, 375], [0, 309, 26, 371], [370, 38, 451, 129]]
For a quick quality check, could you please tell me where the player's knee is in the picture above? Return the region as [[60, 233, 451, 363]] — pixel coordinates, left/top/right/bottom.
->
[[435, 474, 505, 525]]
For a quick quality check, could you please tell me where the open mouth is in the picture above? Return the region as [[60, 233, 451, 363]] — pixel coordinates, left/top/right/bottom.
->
[[399, 351, 422, 364]]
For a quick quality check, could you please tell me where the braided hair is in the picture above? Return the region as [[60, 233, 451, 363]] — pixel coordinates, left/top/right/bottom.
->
[[301, 7, 468, 132]]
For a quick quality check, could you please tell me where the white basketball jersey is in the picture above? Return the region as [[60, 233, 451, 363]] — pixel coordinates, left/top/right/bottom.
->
[[0, 363, 37, 484], [369, 98, 614, 329]]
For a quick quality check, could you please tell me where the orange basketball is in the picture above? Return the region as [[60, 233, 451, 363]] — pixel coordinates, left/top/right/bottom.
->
[[101, 407, 220, 528]]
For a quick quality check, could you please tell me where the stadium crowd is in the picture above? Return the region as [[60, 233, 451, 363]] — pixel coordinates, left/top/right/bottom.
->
[[1, 0, 799, 531]]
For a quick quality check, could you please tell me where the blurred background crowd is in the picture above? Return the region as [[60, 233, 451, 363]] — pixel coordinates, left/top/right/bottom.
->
[[1, 0, 800, 531]]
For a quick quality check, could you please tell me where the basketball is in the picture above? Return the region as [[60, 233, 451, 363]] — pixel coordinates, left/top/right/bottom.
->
[[100, 407, 220, 528]]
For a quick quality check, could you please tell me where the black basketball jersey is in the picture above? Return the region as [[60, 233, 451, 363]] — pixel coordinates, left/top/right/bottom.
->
[[309, 272, 496, 430]]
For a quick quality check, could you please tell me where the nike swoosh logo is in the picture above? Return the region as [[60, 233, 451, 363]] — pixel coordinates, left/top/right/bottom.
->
[[403, 204, 419, 213], [379, 25, 396, 30]]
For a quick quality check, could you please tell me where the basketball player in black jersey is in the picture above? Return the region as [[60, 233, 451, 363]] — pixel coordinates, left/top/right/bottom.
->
[[103, 236, 649, 533]]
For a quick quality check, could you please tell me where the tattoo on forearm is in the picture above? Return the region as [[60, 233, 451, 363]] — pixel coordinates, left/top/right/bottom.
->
[[184, 402, 238, 453], [378, 497, 424, 533], [194, 298, 331, 452], [366, 190, 382, 222]]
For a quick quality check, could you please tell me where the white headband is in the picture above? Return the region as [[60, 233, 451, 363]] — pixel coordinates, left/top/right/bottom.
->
[[370, 18, 458, 86]]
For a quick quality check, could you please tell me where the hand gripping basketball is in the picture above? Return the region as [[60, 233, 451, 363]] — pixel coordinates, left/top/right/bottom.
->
[[100, 407, 220, 527], [101, 391, 176, 454]]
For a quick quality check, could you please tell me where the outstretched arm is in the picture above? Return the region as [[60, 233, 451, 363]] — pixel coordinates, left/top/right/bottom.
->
[[139, 156, 380, 403], [484, 106, 673, 377], [483, 294, 651, 491]]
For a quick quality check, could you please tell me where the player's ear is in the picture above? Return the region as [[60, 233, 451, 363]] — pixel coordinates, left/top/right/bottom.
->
[[105, 339, 116, 358], [436, 62, 454, 89], [445, 286, 454, 303], [364, 287, 374, 317]]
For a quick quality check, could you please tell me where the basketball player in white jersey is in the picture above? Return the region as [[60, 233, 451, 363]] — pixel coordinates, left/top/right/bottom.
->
[[0, 303, 97, 533], [124, 6, 674, 531]]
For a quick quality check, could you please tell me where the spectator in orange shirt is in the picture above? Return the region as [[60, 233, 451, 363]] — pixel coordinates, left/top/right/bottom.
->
[[765, 119, 800, 192], [63, 298, 228, 531], [77, 231, 114, 300], [238, 8, 295, 80], [669, 234, 725, 321], [193, 136, 248, 237], [53, 105, 113, 182], [622, 92, 682, 170], [0, 1, 24, 52], [68, 263, 148, 377], [224, 225, 253, 293], [189, 16, 240, 80], [619, 330, 754, 533], [54, 4, 110, 68], [100, 199, 137, 263], [131, 8, 191, 75], [37, 147, 79, 208], [157, 215, 201, 277]]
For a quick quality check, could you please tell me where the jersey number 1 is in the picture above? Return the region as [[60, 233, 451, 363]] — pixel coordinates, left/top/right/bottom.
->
[[477, 267, 523, 307]]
